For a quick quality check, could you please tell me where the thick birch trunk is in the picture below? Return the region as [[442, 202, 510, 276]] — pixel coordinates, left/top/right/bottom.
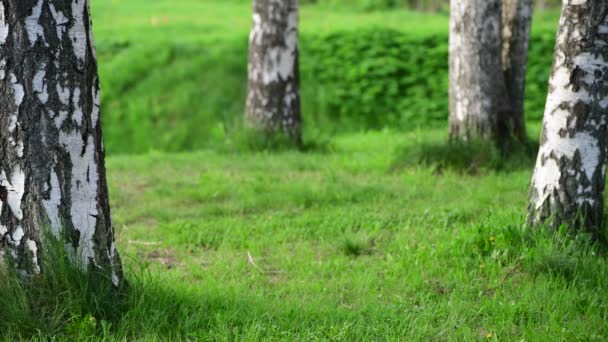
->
[[245, 0, 302, 145], [529, 1, 608, 237], [0, 0, 123, 284], [449, 0, 508, 142], [502, 0, 534, 141], [449, 0, 534, 144]]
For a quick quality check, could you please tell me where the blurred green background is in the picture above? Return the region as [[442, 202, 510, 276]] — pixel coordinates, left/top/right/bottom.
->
[[92, 0, 560, 155]]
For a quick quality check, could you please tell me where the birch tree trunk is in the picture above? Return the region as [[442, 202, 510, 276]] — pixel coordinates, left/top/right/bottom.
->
[[449, 0, 534, 144], [0, 0, 123, 284], [245, 0, 302, 145], [449, 0, 508, 142], [502, 0, 534, 142], [529, 1, 608, 238]]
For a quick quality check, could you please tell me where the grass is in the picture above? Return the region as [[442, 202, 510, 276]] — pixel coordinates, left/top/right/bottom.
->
[[0, 234, 128, 338], [392, 139, 543, 179], [91, 0, 559, 44], [5, 128, 608, 340], [91, 0, 451, 44]]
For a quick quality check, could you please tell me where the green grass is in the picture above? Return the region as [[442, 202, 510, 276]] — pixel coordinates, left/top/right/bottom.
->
[[91, 0, 452, 44], [5, 128, 608, 340], [91, 0, 559, 43]]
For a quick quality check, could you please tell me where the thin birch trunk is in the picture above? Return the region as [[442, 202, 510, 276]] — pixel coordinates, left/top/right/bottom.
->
[[245, 0, 302, 145], [502, 0, 534, 142]]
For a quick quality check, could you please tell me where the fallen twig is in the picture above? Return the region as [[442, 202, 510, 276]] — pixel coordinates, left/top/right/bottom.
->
[[484, 260, 523, 294], [128, 240, 161, 246], [247, 250, 265, 273]]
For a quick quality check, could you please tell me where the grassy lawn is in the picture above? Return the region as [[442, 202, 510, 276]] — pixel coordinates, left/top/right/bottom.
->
[[5, 129, 607, 339], [84, 128, 608, 340]]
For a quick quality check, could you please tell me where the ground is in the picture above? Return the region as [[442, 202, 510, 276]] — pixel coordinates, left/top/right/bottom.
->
[[103, 128, 608, 340]]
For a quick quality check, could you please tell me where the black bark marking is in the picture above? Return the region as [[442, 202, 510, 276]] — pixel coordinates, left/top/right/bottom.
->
[[0, 184, 7, 202]]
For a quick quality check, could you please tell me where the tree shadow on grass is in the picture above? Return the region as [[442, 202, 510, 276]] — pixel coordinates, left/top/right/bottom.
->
[[218, 125, 334, 154], [0, 258, 270, 339], [0, 264, 407, 340], [0, 241, 386, 340], [390, 138, 539, 175]]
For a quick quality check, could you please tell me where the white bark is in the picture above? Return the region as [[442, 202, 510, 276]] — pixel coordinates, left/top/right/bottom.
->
[[449, 0, 507, 141], [246, 0, 302, 144], [529, 1, 608, 236], [449, 0, 534, 143], [0, 0, 123, 282]]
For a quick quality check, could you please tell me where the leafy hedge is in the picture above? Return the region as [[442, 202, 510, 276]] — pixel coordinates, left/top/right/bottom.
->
[[303, 30, 449, 130], [302, 29, 556, 131], [98, 29, 557, 154]]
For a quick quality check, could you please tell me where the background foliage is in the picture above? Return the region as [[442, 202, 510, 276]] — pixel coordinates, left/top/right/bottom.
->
[[234, 0, 562, 12], [97, 19, 557, 154]]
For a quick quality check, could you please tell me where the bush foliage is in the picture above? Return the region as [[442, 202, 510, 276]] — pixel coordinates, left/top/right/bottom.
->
[[304, 29, 556, 130], [99, 29, 556, 154]]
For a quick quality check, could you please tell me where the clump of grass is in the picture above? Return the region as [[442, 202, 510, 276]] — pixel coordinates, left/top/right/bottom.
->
[[239, 128, 301, 152], [459, 218, 608, 290], [0, 235, 128, 338], [0, 235, 208, 340], [391, 138, 538, 174], [526, 225, 608, 286], [341, 234, 375, 257]]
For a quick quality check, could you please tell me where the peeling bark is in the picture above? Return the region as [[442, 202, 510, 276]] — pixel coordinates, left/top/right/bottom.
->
[[529, 1, 608, 238], [245, 0, 302, 145], [0, 0, 123, 284], [449, 0, 534, 144]]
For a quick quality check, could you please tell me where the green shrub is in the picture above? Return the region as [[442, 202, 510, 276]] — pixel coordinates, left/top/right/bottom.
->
[[98, 29, 556, 155], [303, 30, 449, 131], [303, 29, 555, 131]]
